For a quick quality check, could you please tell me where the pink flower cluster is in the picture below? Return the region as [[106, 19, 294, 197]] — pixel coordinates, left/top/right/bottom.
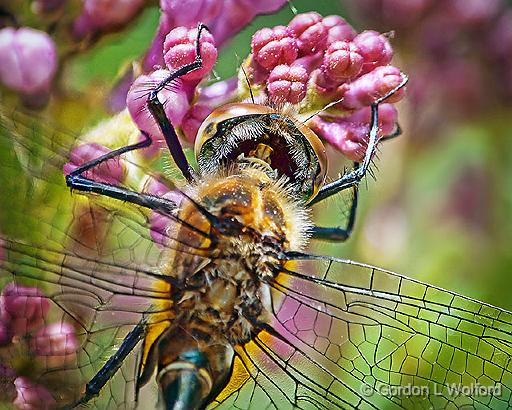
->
[[0, 283, 78, 409], [244, 12, 406, 160], [349, 0, 512, 137]]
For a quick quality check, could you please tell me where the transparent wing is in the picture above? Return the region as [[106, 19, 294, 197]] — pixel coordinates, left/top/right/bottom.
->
[[211, 254, 512, 410], [0, 109, 211, 408]]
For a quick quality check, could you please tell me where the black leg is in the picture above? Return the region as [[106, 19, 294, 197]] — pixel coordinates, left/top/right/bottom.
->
[[66, 132, 178, 214], [308, 75, 408, 207], [64, 323, 145, 409], [309, 185, 358, 242], [146, 23, 210, 182]]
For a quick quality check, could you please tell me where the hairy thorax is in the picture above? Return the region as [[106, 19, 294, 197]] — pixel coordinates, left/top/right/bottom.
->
[[163, 166, 311, 346]]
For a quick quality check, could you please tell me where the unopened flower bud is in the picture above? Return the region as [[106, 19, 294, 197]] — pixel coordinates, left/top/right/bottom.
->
[[311, 103, 397, 161], [14, 377, 56, 409], [63, 143, 126, 185], [73, 0, 144, 38], [353, 30, 393, 74], [251, 26, 298, 71], [163, 26, 217, 82], [127, 69, 190, 146], [267, 64, 308, 104], [0, 283, 50, 336], [288, 12, 328, 56], [340, 65, 406, 110], [30, 322, 79, 368], [0, 27, 57, 98], [160, 0, 222, 27], [322, 41, 363, 82], [322, 15, 357, 44]]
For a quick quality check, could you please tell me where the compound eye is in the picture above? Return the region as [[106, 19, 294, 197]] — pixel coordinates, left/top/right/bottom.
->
[[194, 103, 273, 157], [295, 123, 328, 202]]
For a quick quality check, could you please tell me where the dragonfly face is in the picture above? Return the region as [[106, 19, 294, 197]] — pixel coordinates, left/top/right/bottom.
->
[[1, 28, 511, 410]]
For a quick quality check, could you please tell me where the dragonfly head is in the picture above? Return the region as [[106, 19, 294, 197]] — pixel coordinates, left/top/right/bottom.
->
[[194, 103, 327, 201]]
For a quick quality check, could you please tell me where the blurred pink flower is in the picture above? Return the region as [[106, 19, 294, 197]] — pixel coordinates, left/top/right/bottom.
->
[[181, 104, 212, 142], [63, 143, 126, 185], [163, 26, 218, 82], [0, 27, 57, 102], [13, 377, 56, 410], [73, 0, 145, 38], [30, 322, 78, 369], [0, 321, 13, 346], [0, 283, 50, 336]]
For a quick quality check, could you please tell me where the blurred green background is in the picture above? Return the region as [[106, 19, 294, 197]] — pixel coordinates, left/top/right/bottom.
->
[[2, 0, 512, 311]]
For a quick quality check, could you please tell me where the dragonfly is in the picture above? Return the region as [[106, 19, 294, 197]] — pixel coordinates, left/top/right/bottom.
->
[[1, 27, 512, 410]]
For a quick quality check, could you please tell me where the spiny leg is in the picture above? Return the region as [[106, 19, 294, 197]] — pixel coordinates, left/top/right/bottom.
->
[[63, 322, 145, 409], [146, 22, 210, 182], [67, 23, 210, 207], [308, 75, 407, 242]]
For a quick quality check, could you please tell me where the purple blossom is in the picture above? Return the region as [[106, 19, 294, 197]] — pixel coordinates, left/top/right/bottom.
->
[[13, 377, 56, 410], [181, 104, 213, 142], [0, 27, 57, 103], [0, 283, 50, 336], [63, 143, 126, 185], [73, 0, 145, 39], [323, 15, 357, 44]]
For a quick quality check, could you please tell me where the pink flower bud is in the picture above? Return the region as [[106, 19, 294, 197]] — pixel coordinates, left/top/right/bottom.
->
[[181, 104, 212, 142], [340, 65, 406, 110], [267, 64, 308, 104], [30, 322, 78, 368], [198, 77, 238, 107], [73, 0, 144, 38], [322, 15, 357, 44], [0, 27, 57, 97], [14, 377, 56, 410], [63, 143, 126, 185], [311, 104, 397, 161], [160, 0, 222, 27], [322, 41, 363, 82], [288, 12, 328, 56], [353, 30, 393, 74], [163, 27, 217, 82], [127, 69, 190, 147], [251, 26, 298, 71], [0, 365, 16, 402], [0, 283, 50, 336]]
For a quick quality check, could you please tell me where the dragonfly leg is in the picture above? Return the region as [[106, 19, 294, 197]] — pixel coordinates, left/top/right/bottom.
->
[[64, 323, 145, 409], [308, 75, 408, 207], [309, 185, 358, 242], [146, 23, 210, 182], [66, 131, 179, 212]]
